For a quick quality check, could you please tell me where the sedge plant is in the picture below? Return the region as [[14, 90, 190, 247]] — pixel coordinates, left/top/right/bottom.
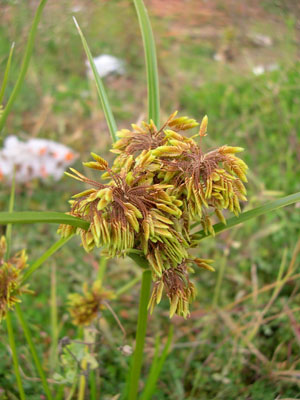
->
[[0, 0, 300, 399]]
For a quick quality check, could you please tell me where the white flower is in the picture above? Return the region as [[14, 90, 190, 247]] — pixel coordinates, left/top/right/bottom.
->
[[252, 65, 265, 76], [0, 136, 78, 184], [85, 55, 125, 79]]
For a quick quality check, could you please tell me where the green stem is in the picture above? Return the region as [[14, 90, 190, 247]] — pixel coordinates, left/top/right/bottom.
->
[[0, 42, 15, 104], [78, 348, 88, 400], [4, 168, 15, 261], [0, 0, 48, 133], [22, 236, 73, 283], [97, 256, 107, 286], [89, 370, 97, 400], [50, 264, 58, 372], [4, 170, 26, 399], [212, 255, 227, 307], [133, 0, 160, 126], [6, 311, 26, 400], [15, 304, 53, 400], [78, 375, 86, 400], [128, 269, 152, 400], [66, 381, 78, 400]]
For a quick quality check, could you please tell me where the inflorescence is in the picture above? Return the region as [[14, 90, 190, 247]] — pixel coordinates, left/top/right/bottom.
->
[[68, 280, 114, 326], [59, 112, 248, 318], [0, 236, 31, 321]]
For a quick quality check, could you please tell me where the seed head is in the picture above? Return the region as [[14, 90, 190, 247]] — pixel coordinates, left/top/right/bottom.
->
[[61, 112, 249, 318], [0, 237, 32, 321], [68, 280, 114, 326]]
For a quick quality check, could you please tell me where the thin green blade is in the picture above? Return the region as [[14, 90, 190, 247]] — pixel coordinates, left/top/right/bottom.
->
[[140, 326, 173, 400], [73, 17, 117, 142], [0, 42, 15, 104], [0, 211, 89, 229], [0, 0, 48, 135], [22, 236, 73, 283], [133, 0, 160, 126]]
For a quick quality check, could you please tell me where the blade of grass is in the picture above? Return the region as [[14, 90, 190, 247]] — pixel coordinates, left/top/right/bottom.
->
[[15, 304, 53, 400], [78, 355, 87, 400], [22, 235, 73, 283], [6, 311, 26, 400], [193, 192, 300, 240], [50, 264, 58, 373], [5, 174, 26, 399], [97, 256, 107, 286], [89, 370, 97, 400], [73, 17, 117, 142], [133, 0, 160, 126], [127, 269, 152, 400], [4, 168, 16, 260], [0, 211, 89, 229], [212, 254, 227, 308], [140, 326, 173, 400], [0, 0, 48, 134], [0, 42, 15, 104], [116, 276, 141, 298], [142, 335, 160, 395]]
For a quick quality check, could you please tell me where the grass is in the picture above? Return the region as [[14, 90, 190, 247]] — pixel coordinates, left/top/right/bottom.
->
[[0, 1, 300, 399]]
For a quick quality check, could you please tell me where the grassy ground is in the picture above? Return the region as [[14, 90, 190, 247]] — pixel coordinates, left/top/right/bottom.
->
[[0, 1, 300, 399]]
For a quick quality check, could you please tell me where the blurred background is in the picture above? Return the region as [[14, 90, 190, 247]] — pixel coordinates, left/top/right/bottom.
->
[[1, 0, 300, 399]]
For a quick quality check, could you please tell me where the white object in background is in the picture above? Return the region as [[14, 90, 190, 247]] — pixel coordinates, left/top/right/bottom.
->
[[252, 63, 279, 76], [85, 54, 125, 79], [0, 136, 77, 183], [250, 33, 273, 47], [252, 65, 265, 76]]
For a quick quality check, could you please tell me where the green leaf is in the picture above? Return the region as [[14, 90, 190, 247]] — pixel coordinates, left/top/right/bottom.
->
[[73, 17, 118, 142], [0, 211, 89, 229], [0, 42, 15, 104], [140, 326, 173, 400], [0, 0, 48, 135], [193, 192, 300, 240], [133, 0, 160, 126], [22, 236, 73, 283]]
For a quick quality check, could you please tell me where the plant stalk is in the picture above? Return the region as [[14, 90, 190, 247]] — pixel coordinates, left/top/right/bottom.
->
[[4, 169, 26, 399], [15, 304, 53, 400], [6, 311, 26, 400], [97, 256, 107, 286], [127, 269, 152, 400], [50, 264, 58, 372]]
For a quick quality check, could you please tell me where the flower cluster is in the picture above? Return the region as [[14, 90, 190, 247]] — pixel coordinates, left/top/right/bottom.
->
[[68, 280, 114, 326], [0, 236, 31, 321], [0, 136, 77, 183], [59, 112, 248, 318]]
